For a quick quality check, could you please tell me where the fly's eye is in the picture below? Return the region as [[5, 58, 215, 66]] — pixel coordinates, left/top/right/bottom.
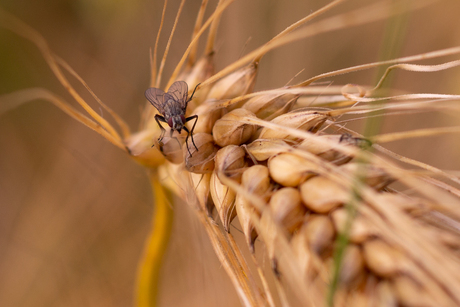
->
[[167, 117, 173, 127]]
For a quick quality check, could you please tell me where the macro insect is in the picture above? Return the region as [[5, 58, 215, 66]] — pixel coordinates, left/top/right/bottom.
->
[[145, 81, 200, 156]]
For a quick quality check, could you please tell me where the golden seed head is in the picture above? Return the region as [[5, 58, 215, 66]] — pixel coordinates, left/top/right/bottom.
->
[[245, 138, 291, 161], [269, 187, 305, 234], [212, 108, 258, 147], [242, 93, 298, 120], [268, 152, 322, 187], [206, 63, 258, 101], [184, 133, 218, 174], [258, 109, 329, 141], [18, 0, 460, 304], [210, 171, 237, 232], [300, 176, 349, 213], [214, 145, 247, 182]]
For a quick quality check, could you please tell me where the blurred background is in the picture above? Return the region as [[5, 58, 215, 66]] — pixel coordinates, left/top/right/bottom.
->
[[1, 0, 460, 306]]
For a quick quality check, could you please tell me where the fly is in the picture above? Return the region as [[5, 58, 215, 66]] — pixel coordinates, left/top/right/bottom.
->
[[145, 81, 200, 156]]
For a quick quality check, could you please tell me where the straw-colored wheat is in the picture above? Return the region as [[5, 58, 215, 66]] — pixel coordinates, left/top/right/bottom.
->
[[145, 64, 460, 305], [2, 0, 460, 306]]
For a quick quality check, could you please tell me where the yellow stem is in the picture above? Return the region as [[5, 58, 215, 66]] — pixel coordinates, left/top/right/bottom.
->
[[136, 169, 174, 307]]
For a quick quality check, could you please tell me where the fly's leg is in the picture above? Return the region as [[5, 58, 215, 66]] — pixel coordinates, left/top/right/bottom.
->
[[155, 114, 167, 146], [184, 115, 199, 155], [188, 83, 201, 102], [183, 126, 193, 156]]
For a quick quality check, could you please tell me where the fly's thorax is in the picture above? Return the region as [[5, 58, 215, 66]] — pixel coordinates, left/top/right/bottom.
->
[[163, 99, 186, 131]]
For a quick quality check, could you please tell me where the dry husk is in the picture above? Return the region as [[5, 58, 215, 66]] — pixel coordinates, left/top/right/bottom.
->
[[258, 109, 330, 141], [235, 165, 271, 249], [213, 108, 258, 147], [243, 93, 298, 120], [185, 132, 218, 173]]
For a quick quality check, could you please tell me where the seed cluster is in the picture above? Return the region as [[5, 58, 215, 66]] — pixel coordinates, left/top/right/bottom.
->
[[150, 60, 460, 306]]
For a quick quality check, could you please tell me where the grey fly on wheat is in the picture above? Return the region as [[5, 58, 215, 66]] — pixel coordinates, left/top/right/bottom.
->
[[145, 81, 200, 156]]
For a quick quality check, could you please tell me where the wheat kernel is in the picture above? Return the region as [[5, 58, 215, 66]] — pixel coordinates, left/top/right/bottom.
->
[[193, 100, 226, 134], [269, 187, 305, 234], [305, 214, 335, 255], [212, 108, 258, 147], [214, 145, 247, 182], [331, 208, 374, 243], [185, 133, 218, 173], [235, 165, 271, 250], [362, 239, 400, 278], [339, 244, 365, 287], [246, 138, 290, 161], [268, 152, 321, 187], [210, 171, 237, 232], [300, 176, 349, 213]]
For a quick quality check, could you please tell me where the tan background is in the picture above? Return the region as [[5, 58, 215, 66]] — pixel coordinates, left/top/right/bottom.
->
[[1, 0, 460, 306]]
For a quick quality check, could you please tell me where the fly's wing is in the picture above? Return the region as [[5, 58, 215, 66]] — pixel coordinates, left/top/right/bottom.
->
[[145, 87, 165, 114], [167, 81, 188, 110]]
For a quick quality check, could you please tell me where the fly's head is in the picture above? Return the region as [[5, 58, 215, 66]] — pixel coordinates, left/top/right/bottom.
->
[[167, 114, 187, 133]]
